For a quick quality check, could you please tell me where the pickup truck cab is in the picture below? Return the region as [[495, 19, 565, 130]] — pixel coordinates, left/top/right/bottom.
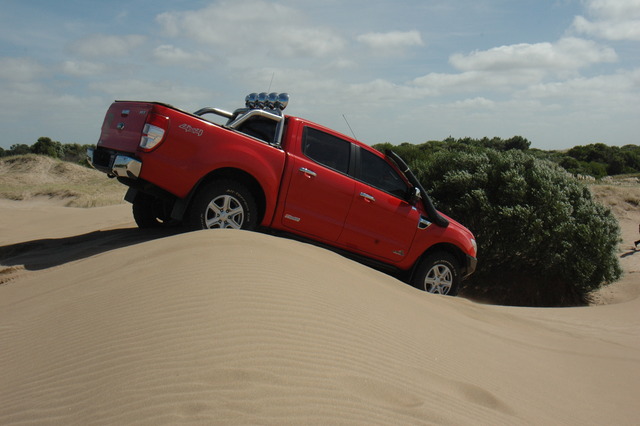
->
[[88, 92, 477, 295]]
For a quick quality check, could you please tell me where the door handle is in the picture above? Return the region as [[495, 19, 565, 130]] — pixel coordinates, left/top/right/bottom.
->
[[360, 192, 376, 202], [299, 167, 317, 178]]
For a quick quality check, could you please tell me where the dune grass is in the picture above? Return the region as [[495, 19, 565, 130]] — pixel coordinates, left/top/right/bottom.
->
[[0, 154, 126, 207]]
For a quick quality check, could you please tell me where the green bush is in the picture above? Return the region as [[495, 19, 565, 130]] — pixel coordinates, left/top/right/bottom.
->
[[415, 149, 622, 306], [31, 137, 63, 158]]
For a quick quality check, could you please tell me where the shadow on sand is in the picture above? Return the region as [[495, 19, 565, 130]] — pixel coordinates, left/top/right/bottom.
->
[[0, 227, 185, 271]]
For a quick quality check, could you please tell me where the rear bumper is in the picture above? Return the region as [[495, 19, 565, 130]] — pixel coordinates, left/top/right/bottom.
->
[[87, 147, 141, 179]]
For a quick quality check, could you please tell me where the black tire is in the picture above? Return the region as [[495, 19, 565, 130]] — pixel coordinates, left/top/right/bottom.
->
[[189, 180, 258, 230], [132, 193, 174, 229], [412, 252, 461, 296]]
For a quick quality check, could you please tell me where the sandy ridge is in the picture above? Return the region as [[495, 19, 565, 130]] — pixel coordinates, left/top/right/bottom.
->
[[0, 183, 639, 424]]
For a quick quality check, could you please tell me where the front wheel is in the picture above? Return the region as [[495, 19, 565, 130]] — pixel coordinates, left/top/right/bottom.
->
[[412, 252, 461, 296], [189, 180, 258, 230]]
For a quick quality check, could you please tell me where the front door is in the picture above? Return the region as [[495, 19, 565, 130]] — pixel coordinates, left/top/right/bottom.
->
[[338, 148, 420, 262]]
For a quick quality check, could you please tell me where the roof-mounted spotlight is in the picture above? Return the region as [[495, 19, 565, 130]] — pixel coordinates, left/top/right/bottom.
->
[[246, 93, 258, 109], [257, 92, 268, 108], [267, 92, 278, 109], [275, 93, 289, 110], [245, 92, 289, 110]]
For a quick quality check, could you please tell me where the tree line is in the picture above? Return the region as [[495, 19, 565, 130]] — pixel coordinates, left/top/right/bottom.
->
[[2, 135, 639, 179], [0, 137, 93, 165], [376, 136, 640, 179]]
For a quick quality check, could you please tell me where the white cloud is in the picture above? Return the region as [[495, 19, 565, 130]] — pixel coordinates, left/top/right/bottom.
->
[[0, 77, 106, 143], [156, 1, 344, 58], [240, 67, 341, 96], [583, 0, 640, 19], [518, 68, 640, 102], [152, 45, 212, 67], [450, 37, 617, 72], [61, 60, 106, 77], [448, 97, 496, 110], [89, 79, 214, 110], [356, 30, 424, 50], [411, 69, 547, 95], [344, 78, 420, 104], [572, 0, 640, 40], [0, 57, 46, 82], [572, 15, 640, 40], [70, 34, 146, 57]]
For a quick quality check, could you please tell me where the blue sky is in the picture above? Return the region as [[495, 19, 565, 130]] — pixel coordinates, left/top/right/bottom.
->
[[1, 0, 639, 150]]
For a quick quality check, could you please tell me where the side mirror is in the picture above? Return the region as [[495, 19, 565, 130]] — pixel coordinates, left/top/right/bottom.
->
[[408, 186, 421, 204]]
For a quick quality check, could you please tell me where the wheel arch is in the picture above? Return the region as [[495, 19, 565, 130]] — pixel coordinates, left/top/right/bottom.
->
[[172, 167, 267, 224], [409, 242, 467, 283]]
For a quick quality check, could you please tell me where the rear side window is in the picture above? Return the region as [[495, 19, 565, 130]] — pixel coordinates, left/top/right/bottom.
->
[[302, 127, 350, 174], [236, 116, 277, 144], [359, 148, 408, 198]]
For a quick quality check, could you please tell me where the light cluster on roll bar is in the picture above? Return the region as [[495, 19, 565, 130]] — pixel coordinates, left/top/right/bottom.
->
[[245, 92, 289, 111], [192, 92, 290, 147], [194, 92, 290, 120]]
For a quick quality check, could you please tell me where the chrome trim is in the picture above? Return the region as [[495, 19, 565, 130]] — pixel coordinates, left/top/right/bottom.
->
[[194, 93, 290, 147], [299, 167, 317, 177], [360, 192, 376, 202], [284, 214, 301, 222], [227, 108, 285, 147], [418, 216, 432, 230], [87, 148, 141, 179], [193, 107, 235, 119], [228, 108, 283, 129], [112, 155, 142, 179]]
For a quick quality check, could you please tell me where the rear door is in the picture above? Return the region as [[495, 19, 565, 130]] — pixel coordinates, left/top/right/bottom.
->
[[338, 147, 420, 262], [281, 126, 355, 242]]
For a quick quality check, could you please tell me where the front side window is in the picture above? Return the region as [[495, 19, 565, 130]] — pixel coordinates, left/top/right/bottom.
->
[[302, 127, 350, 174], [359, 148, 408, 198]]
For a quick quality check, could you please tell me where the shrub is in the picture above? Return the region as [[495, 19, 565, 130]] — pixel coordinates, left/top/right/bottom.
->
[[415, 149, 622, 306], [31, 137, 63, 158]]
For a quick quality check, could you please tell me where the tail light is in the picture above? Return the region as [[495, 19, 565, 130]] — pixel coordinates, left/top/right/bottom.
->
[[139, 113, 169, 151]]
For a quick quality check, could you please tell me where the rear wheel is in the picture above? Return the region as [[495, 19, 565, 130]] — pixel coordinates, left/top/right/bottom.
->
[[412, 252, 461, 296], [132, 193, 175, 228], [189, 180, 258, 230]]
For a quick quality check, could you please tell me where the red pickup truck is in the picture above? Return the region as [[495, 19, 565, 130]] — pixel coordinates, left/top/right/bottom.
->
[[88, 92, 477, 295]]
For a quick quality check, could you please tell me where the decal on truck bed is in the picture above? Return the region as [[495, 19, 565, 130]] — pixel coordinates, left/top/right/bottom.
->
[[179, 123, 204, 137]]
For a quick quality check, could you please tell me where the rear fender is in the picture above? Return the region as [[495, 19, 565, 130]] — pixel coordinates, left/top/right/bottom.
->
[[171, 168, 267, 224]]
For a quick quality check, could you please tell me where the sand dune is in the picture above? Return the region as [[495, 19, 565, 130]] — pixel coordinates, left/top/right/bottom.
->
[[1, 192, 639, 424]]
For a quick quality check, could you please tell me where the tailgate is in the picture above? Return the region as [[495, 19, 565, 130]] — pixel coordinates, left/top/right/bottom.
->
[[97, 101, 155, 152]]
